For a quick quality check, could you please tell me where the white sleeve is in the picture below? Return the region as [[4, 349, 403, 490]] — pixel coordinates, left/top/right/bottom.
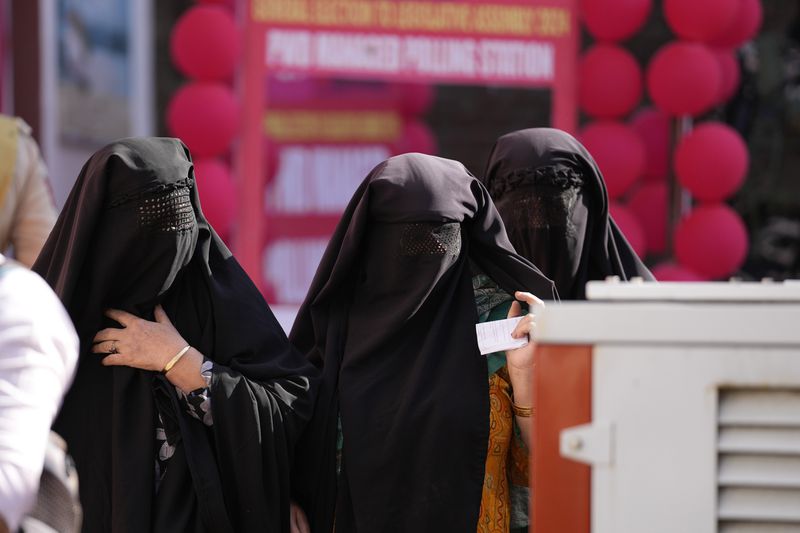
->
[[0, 266, 78, 531]]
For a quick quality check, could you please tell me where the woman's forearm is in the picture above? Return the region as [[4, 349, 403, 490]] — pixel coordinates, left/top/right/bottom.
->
[[165, 347, 207, 393], [507, 365, 533, 448]]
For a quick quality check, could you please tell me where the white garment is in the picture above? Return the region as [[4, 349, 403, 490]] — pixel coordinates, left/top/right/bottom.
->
[[0, 255, 78, 531], [0, 117, 57, 268]]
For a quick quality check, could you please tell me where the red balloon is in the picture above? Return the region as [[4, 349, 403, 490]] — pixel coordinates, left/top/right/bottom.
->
[[578, 122, 645, 199], [167, 82, 240, 158], [393, 121, 438, 155], [651, 262, 706, 281], [630, 107, 671, 182], [579, 44, 643, 119], [664, 0, 738, 42], [675, 204, 749, 279], [583, 0, 652, 42], [709, 0, 763, 48], [714, 48, 741, 103], [609, 203, 647, 257], [171, 6, 240, 81], [675, 122, 749, 202], [194, 158, 237, 238], [647, 42, 721, 116], [198, 0, 234, 5], [628, 182, 668, 254]]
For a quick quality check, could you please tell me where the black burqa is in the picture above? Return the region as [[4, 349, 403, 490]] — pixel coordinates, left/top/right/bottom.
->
[[289, 153, 555, 532], [482, 128, 654, 299], [33, 138, 316, 532]]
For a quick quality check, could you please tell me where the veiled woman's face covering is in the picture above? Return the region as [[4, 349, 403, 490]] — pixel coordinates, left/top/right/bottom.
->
[[482, 129, 592, 298], [482, 128, 654, 299], [358, 222, 462, 299], [493, 174, 588, 298], [89, 170, 199, 315], [344, 158, 473, 360]]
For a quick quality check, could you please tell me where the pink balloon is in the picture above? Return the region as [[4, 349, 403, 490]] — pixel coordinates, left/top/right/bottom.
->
[[578, 122, 646, 199], [583, 0, 652, 42], [194, 158, 237, 238], [709, 0, 763, 48], [628, 182, 668, 254], [714, 48, 741, 103], [651, 262, 707, 281], [167, 82, 240, 158], [647, 41, 722, 116], [393, 121, 438, 155], [580, 44, 643, 119], [675, 204, 749, 279], [170, 6, 240, 81], [647, 42, 721, 116], [630, 107, 671, 182], [609, 202, 647, 257], [675, 122, 749, 202], [664, 0, 738, 42]]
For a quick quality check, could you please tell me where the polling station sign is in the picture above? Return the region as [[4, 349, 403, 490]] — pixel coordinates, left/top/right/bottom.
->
[[254, 0, 571, 86]]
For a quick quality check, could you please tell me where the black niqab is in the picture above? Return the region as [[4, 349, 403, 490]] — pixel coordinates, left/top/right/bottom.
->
[[33, 138, 316, 532], [290, 153, 554, 532], [482, 128, 654, 299]]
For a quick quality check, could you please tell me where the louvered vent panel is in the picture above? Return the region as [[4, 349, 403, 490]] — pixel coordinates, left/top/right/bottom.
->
[[718, 389, 800, 532]]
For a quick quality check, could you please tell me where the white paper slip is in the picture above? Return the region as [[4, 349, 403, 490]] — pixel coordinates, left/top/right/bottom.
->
[[475, 316, 529, 355]]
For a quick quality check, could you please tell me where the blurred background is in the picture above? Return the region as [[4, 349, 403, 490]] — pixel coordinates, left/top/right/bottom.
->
[[2, 0, 798, 309]]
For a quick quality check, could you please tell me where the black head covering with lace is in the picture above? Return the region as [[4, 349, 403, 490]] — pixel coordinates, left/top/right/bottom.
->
[[482, 128, 654, 299], [289, 153, 554, 532], [33, 137, 316, 532]]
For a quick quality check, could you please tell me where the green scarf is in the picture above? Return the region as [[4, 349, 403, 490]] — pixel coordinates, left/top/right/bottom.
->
[[472, 274, 513, 376]]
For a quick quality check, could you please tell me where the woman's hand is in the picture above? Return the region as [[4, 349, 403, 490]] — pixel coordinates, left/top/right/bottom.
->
[[504, 291, 543, 449], [505, 291, 543, 373], [290, 501, 310, 533], [92, 305, 207, 392], [92, 305, 188, 372]]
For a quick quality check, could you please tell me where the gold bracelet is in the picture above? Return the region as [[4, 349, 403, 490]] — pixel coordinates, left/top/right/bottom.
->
[[512, 403, 534, 418], [162, 345, 191, 374]]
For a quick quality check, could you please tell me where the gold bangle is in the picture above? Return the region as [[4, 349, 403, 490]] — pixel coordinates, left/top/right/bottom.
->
[[512, 403, 533, 418], [162, 345, 191, 374]]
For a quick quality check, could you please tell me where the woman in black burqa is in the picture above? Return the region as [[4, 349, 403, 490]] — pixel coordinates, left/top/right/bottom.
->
[[289, 153, 555, 532], [481, 128, 653, 299], [33, 138, 316, 532]]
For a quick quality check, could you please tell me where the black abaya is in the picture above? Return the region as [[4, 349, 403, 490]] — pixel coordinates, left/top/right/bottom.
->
[[290, 153, 554, 532], [33, 137, 316, 532]]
